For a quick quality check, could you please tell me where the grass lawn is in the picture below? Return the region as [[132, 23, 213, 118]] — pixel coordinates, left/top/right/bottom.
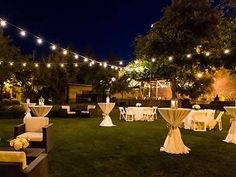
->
[[0, 112, 236, 177]]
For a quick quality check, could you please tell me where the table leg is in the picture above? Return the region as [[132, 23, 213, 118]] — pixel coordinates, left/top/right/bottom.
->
[[160, 127, 190, 154], [100, 114, 116, 127], [223, 120, 236, 144]]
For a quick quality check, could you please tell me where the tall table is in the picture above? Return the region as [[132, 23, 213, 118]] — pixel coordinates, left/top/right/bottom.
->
[[224, 107, 236, 144], [29, 105, 53, 117], [98, 103, 116, 127], [158, 108, 191, 154], [22, 103, 36, 122]]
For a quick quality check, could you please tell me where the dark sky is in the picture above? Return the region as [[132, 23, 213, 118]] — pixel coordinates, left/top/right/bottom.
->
[[0, 0, 171, 61]]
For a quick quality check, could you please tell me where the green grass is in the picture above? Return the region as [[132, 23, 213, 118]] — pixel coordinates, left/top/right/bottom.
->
[[0, 114, 236, 177]]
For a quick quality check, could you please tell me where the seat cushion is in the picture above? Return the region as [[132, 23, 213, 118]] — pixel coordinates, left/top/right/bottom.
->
[[0, 151, 27, 169], [81, 111, 89, 114], [68, 111, 76, 114], [25, 117, 49, 132], [17, 132, 43, 142]]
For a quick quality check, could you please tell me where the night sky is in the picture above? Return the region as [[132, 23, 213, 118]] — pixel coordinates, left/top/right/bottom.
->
[[0, 0, 171, 61]]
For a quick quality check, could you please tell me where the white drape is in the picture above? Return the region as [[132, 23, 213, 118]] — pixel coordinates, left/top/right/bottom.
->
[[224, 107, 236, 144], [98, 103, 116, 127], [158, 108, 191, 154]]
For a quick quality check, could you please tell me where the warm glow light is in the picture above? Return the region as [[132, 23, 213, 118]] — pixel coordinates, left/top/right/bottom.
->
[[51, 45, 57, 50], [60, 63, 64, 68], [74, 63, 78, 67], [111, 77, 116, 82], [115, 66, 118, 70], [9, 62, 14, 66], [99, 63, 103, 66], [111, 66, 114, 69], [22, 63, 27, 67], [134, 60, 139, 64], [0, 20, 7, 27], [103, 62, 107, 68], [34, 63, 39, 67], [151, 58, 156, 62], [224, 49, 230, 54], [151, 24, 154, 28], [205, 52, 210, 56], [74, 54, 79, 59], [47, 63, 51, 68], [119, 61, 123, 65], [187, 54, 192, 58], [37, 38, 43, 44], [63, 50, 68, 55], [168, 56, 173, 61], [89, 62, 93, 67], [84, 58, 88, 62], [20, 30, 26, 37], [197, 73, 203, 78]]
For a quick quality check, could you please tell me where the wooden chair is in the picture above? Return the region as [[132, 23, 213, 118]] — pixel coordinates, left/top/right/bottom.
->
[[0, 151, 48, 177], [14, 117, 53, 153]]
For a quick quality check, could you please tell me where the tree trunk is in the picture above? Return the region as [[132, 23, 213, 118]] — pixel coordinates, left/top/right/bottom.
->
[[170, 79, 177, 99]]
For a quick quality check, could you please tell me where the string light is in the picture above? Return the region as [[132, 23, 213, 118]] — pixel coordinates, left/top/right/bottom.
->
[[20, 30, 26, 37], [63, 50, 68, 55], [60, 63, 65, 68], [9, 62, 14, 66], [99, 63, 103, 66], [34, 63, 39, 68], [74, 54, 79, 59], [51, 45, 57, 50], [84, 58, 88, 62], [224, 49, 230, 54], [168, 56, 173, 61], [111, 66, 114, 69], [0, 20, 7, 27], [119, 61, 123, 65], [115, 66, 118, 70], [103, 62, 107, 68], [151, 58, 156, 62], [74, 63, 78, 67], [205, 52, 211, 56], [186, 54, 192, 58], [89, 62, 93, 67], [47, 63, 51, 68], [22, 63, 27, 67], [197, 73, 203, 78], [37, 38, 43, 45]]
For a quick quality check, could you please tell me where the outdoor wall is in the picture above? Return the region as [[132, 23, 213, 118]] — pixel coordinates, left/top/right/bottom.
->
[[68, 84, 93, 103]]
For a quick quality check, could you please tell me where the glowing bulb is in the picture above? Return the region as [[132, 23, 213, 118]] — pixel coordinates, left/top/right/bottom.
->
[[20, 30, 26, 37], [99, 63, 103, 66], [74, 54, 79, 59], [168, 56, 173, 61], [187, 54, 192, 58], [224, 49, 230, 54], [205, 52, 210, 56], [63, 50, 68, 55], [84, 58, 88, 62], [9, 62, 14, 66], [22, 63, 27, 67], [37, 38, 43, 45], [119, 61, 123, 65], [134, 60, 139, 64], [115, 66, 118, 70], [111, 77, 116, 82], [111, 66, 114, 69], [51, 45, 57, 50], [74, 63, 78, 67], [60, 63, 64, 68], [91, 61, 95, 65], [35, 63, 39, 67], [151, 24, 154, 28], [0, 20, 7, 27], [47, 63, 51, 68], [151, 58, 156, 62], [89, 62, 93, 67], [197, 73, 203, 78], [103, 62, 107, 68]]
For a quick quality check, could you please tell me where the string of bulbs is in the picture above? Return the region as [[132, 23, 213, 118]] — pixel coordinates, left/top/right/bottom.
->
[[0, 18, 124, 70]]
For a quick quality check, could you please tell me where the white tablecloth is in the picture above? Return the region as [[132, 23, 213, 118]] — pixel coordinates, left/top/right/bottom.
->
[[158, 108, 191, 154], [224, 107, 236, 144], [126, 107, 151, 121], [184, 109, 215, 129], [22, 103, 37, 122], [98, 103, 116, 127], [29, 105, 53, 117]]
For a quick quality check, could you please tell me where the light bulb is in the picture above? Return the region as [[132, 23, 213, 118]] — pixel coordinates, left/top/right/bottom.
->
[[22, 63, 27, 67], [119, 61, 123, 65], [103, 62, 107, 68], [9, 62, 14, 66], [63, 50, 68, 55], [37, 38, 43, 45], [168, 56, 173, 61], [60, 63, 64, 68], [35, 63, 39, 67], [205, 52, 210, 56], [84, 58, 88, 62], [74, 63, 78, 67], [224, 49, 230, 54], [20, 30, 26, 37], [151, 58, 156, 62], [74, 54, 79, 59], [197, 73, 203, 78], [99, 63, 103, 66], [187, 54, 192, 58], [47, 63, 51, 68], [51, 45, 57, 50], [0, 20, 7, 27]]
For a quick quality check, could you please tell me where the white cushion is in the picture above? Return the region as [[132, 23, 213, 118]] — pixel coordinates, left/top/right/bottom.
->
[[17, 132, 43, 142], [81, 110, 89, 114], [25, 117, 49, 132], [0, 151, 27, 169], [68, 111, 76, 114]]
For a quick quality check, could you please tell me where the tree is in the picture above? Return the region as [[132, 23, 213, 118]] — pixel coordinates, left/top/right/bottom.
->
[[134, 0, 236, 99]]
